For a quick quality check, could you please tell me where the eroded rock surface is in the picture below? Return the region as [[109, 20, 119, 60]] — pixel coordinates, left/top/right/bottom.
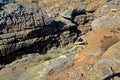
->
[[0, 2, 82, 64], [0, 0, 120, 80]]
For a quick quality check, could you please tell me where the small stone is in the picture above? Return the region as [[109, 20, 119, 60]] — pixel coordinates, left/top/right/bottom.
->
[[111, 8, 118, 12], [86, 2, 98, 13]]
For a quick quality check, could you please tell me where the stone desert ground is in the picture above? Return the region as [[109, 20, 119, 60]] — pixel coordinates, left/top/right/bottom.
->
[[0, 0, 120, 80]]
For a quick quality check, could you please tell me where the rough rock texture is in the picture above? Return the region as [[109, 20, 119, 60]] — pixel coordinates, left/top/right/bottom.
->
[[0, 44, 84, 80], [0, 3, 52, 63], [0, 2, 80, 64], [48, 24, 120, 80], [91, 16, 120, 29], [0, 54, 74, 80], [0, 0, 120, 80]]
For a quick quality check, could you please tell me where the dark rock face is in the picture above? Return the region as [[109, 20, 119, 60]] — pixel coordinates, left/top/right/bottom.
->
[[0, 0, 14, 3], [0, 3, 79, 64], [0, 0, 15, 6], [61, 8, 86, 22]]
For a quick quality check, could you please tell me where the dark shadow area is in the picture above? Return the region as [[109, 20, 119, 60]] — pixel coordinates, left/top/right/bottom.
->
[[0, 3, 4, 11], [0, 7, 3, 11], [0, 3, 5, 7], [72, 9, 86, 21], [104, 73, 120, 80]]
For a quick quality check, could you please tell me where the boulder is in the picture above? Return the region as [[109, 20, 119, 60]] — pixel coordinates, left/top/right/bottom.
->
[[39, 55, 73, 79]]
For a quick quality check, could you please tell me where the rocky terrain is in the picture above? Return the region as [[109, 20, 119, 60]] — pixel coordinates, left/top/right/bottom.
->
[[0, 0, 120, 80]]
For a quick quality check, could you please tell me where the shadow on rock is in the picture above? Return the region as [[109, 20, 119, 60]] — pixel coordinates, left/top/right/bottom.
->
[[104, 73, 120, 80], [0, 20, 80, 66]]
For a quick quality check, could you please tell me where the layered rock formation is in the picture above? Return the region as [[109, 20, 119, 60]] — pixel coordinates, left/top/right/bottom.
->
[[0, 1, 82, 64]]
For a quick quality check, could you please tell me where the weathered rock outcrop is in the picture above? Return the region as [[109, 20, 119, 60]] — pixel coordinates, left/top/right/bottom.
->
[[0, 3, 79, 64], [0, 4, 50, 54], [1, 0, 120, 80]]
